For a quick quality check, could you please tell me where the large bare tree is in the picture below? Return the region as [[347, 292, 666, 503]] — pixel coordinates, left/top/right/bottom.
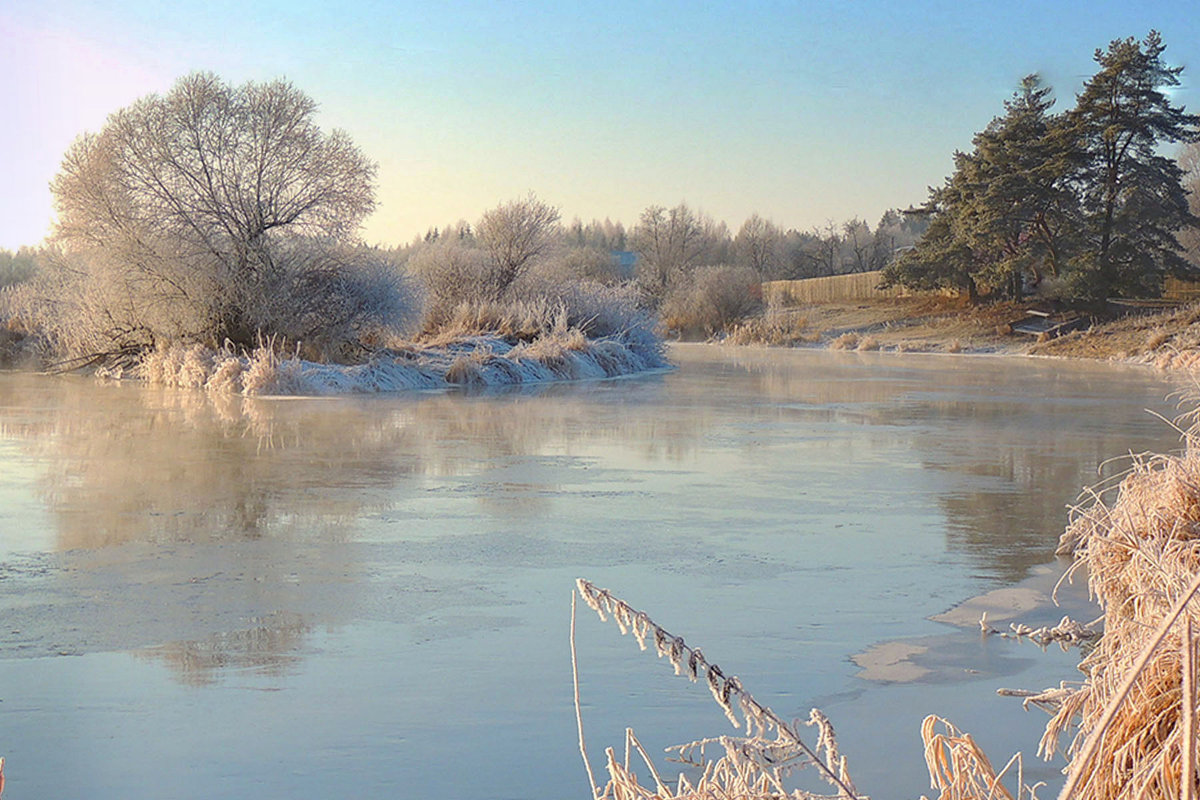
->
[[631, 203, 712, 300], [733, 213, 783, 278], [46, 72, 395, 355]]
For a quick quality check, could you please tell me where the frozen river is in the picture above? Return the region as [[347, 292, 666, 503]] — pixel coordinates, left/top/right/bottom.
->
[[0, 345, 1188, 798]]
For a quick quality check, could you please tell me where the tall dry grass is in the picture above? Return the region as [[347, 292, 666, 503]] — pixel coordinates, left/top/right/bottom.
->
[[908, 421, 1200, 800], [725, 311, 818, 347], [1044, 431, 1200, 800], [920, 716, 1042, 800]]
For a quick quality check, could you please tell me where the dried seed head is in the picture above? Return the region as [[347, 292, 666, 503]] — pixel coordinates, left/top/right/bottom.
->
[[653, 625, 670, 659], [612, 600, 631, 635], [632, 613, 651, 651], [687, 648, 705, 682], [668, 636, 686, 676]]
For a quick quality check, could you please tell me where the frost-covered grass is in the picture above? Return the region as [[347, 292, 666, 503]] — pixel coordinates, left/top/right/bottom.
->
[[137, 325, 668, 396], [26, 241, 671, 394]]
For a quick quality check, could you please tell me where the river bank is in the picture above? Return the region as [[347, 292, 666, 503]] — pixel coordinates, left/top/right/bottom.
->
[[133, 330, 669, 395], [1, 323, 670, 395], [737, 295, 1200, 368]]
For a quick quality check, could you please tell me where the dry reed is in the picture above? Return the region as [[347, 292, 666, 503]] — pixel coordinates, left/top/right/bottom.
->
[[1145, 328, 1172, 352], [573, 578, 862, 800], [830, 333, 860, 351], [577, 400, 1200, 800], [724, 312, 816, 347], [979, 613, 1099, 651], [1044, 428, 1200, 799], [921, 716, 1042, 800], [1153, 348, 1200, 371], [855, 336, 880, 352]]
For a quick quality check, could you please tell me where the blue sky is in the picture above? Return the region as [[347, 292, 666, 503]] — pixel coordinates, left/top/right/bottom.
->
[[2, 1, 1199, 249]]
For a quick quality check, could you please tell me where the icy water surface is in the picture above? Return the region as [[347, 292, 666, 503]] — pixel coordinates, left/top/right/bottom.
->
[[0, 345, 1189, 798]]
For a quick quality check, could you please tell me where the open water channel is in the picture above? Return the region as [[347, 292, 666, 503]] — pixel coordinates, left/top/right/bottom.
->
[[0, 344, 1190, 798]]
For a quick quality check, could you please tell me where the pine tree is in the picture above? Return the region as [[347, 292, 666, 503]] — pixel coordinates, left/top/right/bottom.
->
[[963, 75, 1076, 296], [1063, 31, 1199, 300], [883, 75, 1075, 300]]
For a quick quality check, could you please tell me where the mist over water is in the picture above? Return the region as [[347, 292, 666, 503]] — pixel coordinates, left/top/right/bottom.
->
[[0, 347, 1188, 798]]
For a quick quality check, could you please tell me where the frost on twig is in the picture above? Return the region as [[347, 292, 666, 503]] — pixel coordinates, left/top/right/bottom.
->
[[575, 578, 862, 800], [978, 611, 1099, 650]]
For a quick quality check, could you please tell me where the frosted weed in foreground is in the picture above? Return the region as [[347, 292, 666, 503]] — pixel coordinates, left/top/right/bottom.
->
[[572, 578, 862, 800]]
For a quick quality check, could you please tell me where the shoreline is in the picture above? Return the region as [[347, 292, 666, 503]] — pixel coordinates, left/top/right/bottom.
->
[[703, 295, 1200, 370], [85, 332, 672, 396]]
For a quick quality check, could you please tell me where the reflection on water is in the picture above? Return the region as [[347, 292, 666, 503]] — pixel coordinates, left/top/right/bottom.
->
[[0, 348, 1190, 800], [138, 612, 311, 687], [0, 377, 716, 551], [697, 347, 1187, 582]]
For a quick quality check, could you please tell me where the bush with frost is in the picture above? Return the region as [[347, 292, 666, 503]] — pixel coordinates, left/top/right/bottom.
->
[[660, 264, 763, 337]]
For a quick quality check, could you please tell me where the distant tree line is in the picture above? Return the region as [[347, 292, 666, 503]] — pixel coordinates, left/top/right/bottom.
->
[[399, 203, 927, 337], [882, 32, 1200, 303], [409, 206, 925, 286], [0, 247, 47, 291]]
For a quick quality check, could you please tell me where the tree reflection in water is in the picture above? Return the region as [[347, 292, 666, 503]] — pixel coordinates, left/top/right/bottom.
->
[[0, 372, 708, 681], [677, 346, 1186, 584]]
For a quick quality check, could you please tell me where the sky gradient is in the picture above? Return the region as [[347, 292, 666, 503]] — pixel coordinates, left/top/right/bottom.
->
[[3, 1, 1199, 250]]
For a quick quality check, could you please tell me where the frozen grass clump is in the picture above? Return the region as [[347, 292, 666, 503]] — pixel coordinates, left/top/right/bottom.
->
[[854, 335, 880, 352], [1036, 431, 1200, 800], [725, 311, 817, 347], [138, 324, 664, 396], [829, 332, 860, 350], [412, 280, 666, 373], [1154, 349, 1200, 371]]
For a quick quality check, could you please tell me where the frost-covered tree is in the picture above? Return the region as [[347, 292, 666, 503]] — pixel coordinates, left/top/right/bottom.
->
[[631, 203, 724, 301], [406, 240, 498, 324], [475, 193, 561, 297], [733, 214, 784, 278], [40, 72, 407, 359], [0, 247, 43, 290]]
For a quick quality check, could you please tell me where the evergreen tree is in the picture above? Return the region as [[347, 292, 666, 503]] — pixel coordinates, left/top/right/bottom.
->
[[887, 34, 1200, 303], [963, 75, 1076, 296], [882, 202, 979, 299], [883, 75, 1074, 299], [1062, 31, 1199, 299]]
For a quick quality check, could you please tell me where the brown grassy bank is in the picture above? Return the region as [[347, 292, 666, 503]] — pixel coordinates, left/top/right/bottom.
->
[[731, 295, 1200, 369]]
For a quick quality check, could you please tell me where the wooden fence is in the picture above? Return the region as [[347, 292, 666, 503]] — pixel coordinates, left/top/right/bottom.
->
[[1164, 276, 1200, 302], [762, 271, 906, 306]]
